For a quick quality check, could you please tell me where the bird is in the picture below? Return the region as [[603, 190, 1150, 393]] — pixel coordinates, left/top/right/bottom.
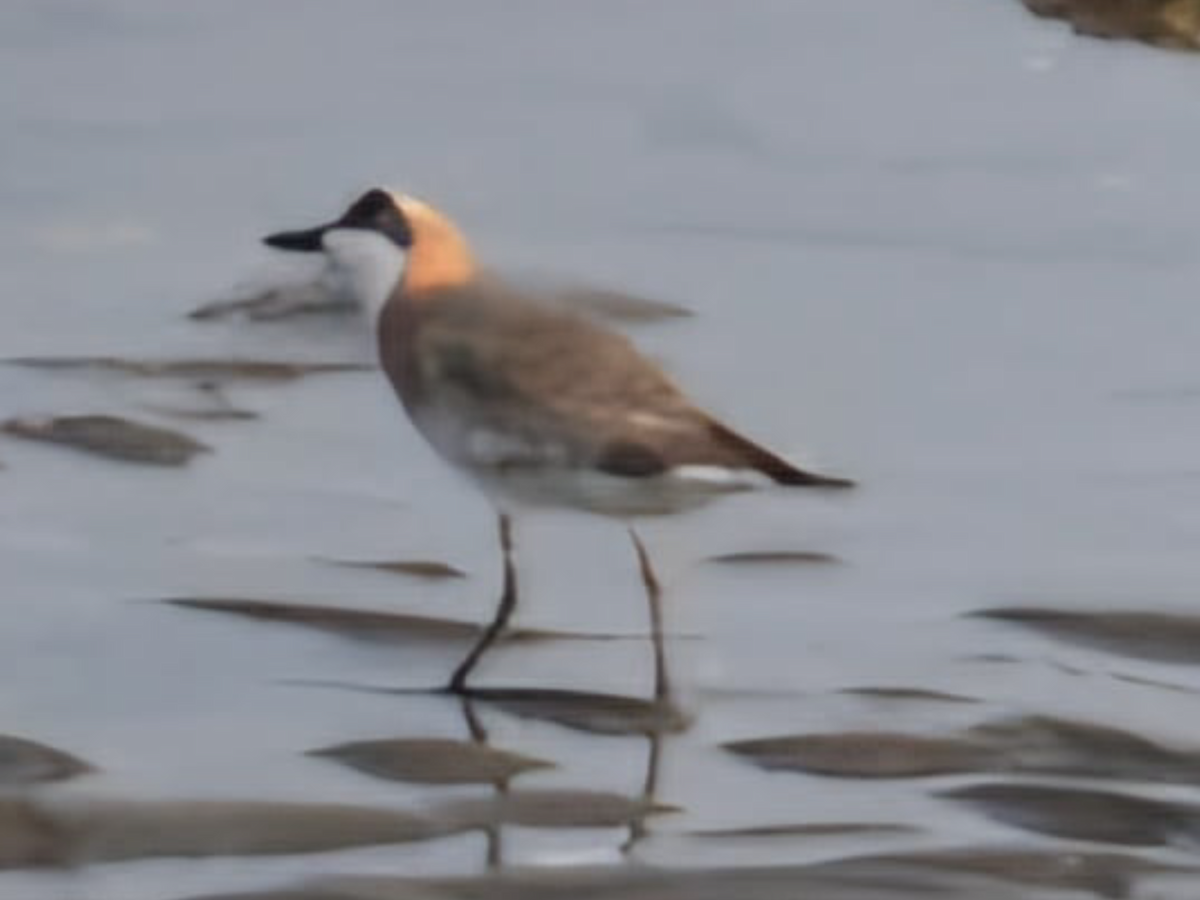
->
[[263, 188, 853, 699]]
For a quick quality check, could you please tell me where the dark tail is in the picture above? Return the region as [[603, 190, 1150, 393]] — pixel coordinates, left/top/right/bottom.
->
[[708, 421, 856, 489]]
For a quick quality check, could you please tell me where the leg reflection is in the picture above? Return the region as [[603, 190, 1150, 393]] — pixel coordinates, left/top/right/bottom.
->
[[459, 693, 506, 869]]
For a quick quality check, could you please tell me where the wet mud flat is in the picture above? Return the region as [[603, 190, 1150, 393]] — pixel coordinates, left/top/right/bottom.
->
[[6, 0, 1200, 898], [172, 854, 1200, 900], [6, 338, 1200, 898]]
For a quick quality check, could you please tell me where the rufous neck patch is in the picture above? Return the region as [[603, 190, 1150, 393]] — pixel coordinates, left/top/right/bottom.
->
[[395, 194, 476, 294]]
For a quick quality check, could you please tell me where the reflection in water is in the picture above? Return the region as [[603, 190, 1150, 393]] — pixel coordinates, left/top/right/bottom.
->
[[7, 244, 1200, 900], [8, 2, 1200, 895], [459, 694, 505, 869], [421, 504, 685, 862], [445, 520, 682, 864], [7, 359, 1197, 895], [622, 729, 664, 854], [623, 528, 671, 855]]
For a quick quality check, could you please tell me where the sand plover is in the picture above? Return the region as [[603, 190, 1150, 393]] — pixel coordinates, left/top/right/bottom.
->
[[264, 189, 853, 695]]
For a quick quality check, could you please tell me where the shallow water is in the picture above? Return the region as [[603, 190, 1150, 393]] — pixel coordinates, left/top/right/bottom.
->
[[3, 1, 1200, 898]]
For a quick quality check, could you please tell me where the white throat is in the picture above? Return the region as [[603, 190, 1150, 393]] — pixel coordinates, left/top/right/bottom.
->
[[320, 228, 408, 324]]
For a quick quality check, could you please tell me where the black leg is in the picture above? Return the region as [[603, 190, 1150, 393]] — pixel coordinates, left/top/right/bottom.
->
[[449, 512, 516, 694], [629, 527, 669, 702]]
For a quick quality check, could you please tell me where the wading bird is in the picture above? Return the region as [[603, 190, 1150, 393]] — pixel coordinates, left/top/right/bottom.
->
[[264, 189, 853, 697]]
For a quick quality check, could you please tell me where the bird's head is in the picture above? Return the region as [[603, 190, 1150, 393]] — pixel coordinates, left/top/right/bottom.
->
[[263, 188, 474, 317]]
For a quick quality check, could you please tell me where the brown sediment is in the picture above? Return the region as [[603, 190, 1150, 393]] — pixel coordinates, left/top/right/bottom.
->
[[307, 737, 551, 786], [1021, 0, 1200, 50], [2, 415, 210, 466]]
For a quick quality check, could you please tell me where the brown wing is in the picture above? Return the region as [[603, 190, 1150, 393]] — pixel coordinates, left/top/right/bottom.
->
[[409, 284, 693, 465], [408, 282, 852, 488]]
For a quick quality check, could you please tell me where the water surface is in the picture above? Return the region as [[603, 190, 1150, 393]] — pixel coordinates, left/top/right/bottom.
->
[[2, 2, 1200, 898]]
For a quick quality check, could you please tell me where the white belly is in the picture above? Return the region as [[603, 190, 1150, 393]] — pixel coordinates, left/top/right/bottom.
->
[[408, 406, 765, 516], [465, 461, 762, 517]]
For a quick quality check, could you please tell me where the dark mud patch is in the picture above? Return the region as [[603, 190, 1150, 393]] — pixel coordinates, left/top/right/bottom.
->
[[320, 558, 467, 581], [163, 597, 611, 647], [177, 858, 1090, 900], [1022, 0, 1200, 51], [974, 607, 1200, 665], [967, 714, 1200, 783], [838, 686, 976, 704], [188, 284, 358, 322], [725, 713, 1200, 783], [187, 279, 691, 325], [690, 821, 919, 840], [3, 415, 211, 466], [308, 737, 552, 786], [832, 846, 1200, 899], [0, 796, 457, 869], [7, 356, 369, 383], [277, 682, 691, 737], [725, 732, 994, 778], [436, 788, 676, 830], [705, 550, 842, 566], [467, 687, 691, 737], [943, 782, 1200, 846], [0, 735, 92, 786]]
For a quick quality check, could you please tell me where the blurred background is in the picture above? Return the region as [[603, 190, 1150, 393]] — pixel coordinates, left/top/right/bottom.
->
[[2, 1, 1200, 898]]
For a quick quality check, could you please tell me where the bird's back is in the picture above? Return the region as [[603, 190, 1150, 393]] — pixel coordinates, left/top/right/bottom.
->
[[378, 274, 853, 509], [379, 278, 696, 469]]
